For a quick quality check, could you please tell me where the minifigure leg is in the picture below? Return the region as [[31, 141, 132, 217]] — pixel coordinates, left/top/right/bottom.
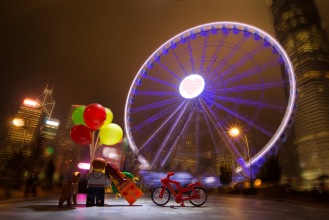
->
[[95, 188, 105, 206], [86, 188, 96, 206]]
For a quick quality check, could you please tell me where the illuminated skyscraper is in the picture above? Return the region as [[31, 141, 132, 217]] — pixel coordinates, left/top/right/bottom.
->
[[0, 98, 44, 171], [54, 105, 84, 175], [31, 117, 60, 174], [270, 0, 329, 182], [0, 84, 56, 175]]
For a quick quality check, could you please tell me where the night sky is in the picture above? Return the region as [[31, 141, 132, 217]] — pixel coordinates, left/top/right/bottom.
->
[[1, 0, 328, 139]]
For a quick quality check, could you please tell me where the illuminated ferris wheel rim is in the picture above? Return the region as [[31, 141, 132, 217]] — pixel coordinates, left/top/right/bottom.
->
[[124, 21, 297, 170]]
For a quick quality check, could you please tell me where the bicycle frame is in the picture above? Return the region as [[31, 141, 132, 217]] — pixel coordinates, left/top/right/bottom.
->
[[159, 172, 202, 206]]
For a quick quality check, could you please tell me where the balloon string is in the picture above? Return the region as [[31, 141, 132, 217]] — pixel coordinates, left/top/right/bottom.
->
[[89, 131, 96, 173], [95, 131, 100, 151], [91, 130, 100, 159]]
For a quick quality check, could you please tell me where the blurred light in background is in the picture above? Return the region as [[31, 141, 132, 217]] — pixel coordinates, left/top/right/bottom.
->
[[103, 147, 120, 160], [78, 162, 90, 170]]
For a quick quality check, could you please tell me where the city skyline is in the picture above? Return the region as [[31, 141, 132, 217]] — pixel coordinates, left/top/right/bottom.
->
[[1, 0, 329, 140]]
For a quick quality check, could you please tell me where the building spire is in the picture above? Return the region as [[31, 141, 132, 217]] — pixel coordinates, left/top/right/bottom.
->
[[37, 82, 55, 118]]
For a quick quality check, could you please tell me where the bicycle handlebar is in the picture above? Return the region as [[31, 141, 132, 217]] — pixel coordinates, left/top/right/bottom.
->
[[166, 172, 174, 179]]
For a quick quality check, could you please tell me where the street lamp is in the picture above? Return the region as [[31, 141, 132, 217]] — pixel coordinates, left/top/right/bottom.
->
[[13, 118, 26, 150], [228, 127, 253, 189]]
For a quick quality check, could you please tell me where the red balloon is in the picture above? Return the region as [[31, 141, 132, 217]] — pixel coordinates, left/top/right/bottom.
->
[[83, 103, 107, 130], [70, 124, 92, 146]]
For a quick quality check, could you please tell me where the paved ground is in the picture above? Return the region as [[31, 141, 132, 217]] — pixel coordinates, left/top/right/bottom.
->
[[0, 192, 328, 220]]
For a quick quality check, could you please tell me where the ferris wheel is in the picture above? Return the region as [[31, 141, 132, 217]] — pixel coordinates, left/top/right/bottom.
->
[[124, 22, 296, 176]]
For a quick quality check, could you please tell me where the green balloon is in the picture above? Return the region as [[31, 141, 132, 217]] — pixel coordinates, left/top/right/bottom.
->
[[72, 105, 86, 125]]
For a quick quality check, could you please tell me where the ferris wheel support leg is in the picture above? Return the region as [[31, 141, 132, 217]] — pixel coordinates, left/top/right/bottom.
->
[[199, 98, 250, 177]]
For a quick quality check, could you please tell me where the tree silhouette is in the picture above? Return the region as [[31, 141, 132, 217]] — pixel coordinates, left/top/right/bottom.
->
[[31, 157, 56, 191], [257, 154, 282, 184], [45, 158, 55, 181], [3, 151, 25, 179], [219, 158, 232, 186]]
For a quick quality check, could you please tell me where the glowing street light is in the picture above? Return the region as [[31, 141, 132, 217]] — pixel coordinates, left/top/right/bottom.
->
[[13, 118, 26, 150], [229, 127, 253, 188], [228, 127, 240, 137]]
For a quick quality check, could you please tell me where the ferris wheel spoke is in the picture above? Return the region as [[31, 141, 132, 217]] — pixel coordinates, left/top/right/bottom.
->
[[194, 106, 200, 163], [150, 101, 192, 167], [132, 102, 183, 132], [203, 34, 228, 78], [198, 33, 210, 75], [138, 100, 188, 152], [214, 43, 268, 80], [215, 81, 287, 94], [160, 106, 195, 167], [215, 32, 277, 81], [203, 96, 272, 137], [187, 37, 197, 75], [202, 110, 221, 157], [215, 95, 286, 112], [130, 97, 181, 113], [206, 37, 248, 80], [144, 75, 178, 89], [156, 59, 182, 81], [134, 90, 178, 96], [214, 58, 283, 87], [171, 42, 189, 77], [199, 98, 251, 176]]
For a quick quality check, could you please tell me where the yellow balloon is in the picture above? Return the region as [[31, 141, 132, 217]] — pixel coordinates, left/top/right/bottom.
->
[[100, 108, 114, 129], [99, 123, 123, 145]]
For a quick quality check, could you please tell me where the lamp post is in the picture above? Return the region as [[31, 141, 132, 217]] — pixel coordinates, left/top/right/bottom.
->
[[228, 127, 253, 189], [13, 118, 26, 150]]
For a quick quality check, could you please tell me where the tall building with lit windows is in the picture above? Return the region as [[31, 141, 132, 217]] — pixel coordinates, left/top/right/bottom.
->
[[31, 117, 60, 174], [270, 0, 329, 183], [54, 105, 84, 175], [0, 85, 56, 174], [0, 98, 44, 171]]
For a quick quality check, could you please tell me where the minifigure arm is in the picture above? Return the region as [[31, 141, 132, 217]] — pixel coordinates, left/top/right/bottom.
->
[[122, 172, 134, 179], [111, 182, 118, 194], [122, 172, 139, 183], [111, 183, 122, 199]]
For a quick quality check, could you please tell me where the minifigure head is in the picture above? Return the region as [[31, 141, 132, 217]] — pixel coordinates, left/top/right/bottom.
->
[[91, 158, 107, 172]]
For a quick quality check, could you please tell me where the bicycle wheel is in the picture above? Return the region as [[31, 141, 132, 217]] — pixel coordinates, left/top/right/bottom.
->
[[189, 187, 207, 207], [151, 186, 170, 206]]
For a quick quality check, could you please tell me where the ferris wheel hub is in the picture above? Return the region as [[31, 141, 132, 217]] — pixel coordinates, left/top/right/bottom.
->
[[179, 74, 205, 99]]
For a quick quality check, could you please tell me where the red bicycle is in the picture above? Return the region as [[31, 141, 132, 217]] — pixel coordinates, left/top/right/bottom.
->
[[151, 172, 207, 207]]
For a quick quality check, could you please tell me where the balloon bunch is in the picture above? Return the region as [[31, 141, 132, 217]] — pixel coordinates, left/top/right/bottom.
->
[[70, 103, 123, 166]]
